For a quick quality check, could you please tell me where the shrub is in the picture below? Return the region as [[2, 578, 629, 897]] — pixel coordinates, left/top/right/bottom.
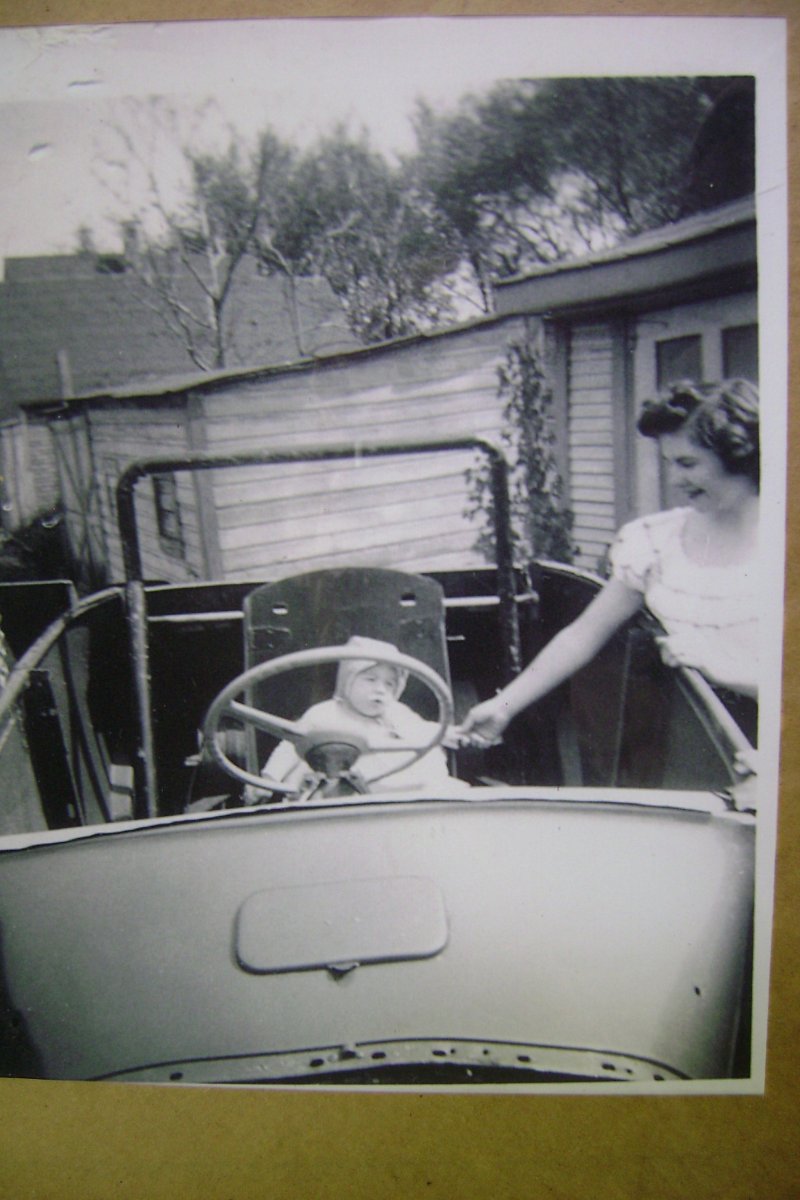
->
[[467, 335, 576, 566]]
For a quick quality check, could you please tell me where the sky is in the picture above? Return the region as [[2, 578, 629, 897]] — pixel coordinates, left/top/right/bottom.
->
[[0, 15, 788, 267]]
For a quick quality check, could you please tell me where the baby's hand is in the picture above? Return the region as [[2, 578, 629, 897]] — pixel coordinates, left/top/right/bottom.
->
[[442, 725, 467, 750]]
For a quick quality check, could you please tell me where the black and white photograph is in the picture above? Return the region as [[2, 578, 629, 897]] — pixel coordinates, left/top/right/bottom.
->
[[0, 15, 787, 1092]]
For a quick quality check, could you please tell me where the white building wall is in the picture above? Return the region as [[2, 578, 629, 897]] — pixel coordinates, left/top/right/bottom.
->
[[567, 323, 618, 571]]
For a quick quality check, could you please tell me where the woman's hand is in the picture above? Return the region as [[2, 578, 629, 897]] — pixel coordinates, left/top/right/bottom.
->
[[457, 695, 511, 748], [456, 580, 643, 748], [656, 630, 708, 672], [733, 747, 758, 778]]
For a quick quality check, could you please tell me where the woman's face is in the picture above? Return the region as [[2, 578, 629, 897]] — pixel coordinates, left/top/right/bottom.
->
[[659, 429, 753, 515]]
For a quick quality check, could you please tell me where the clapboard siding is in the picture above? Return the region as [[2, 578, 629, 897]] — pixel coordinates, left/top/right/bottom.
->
[[570, 451, 614, 470], [208, 407, 493, 450], [204, 370, 495, 425], [200, 320, 527, 580], [202, 372, 502, 448], [571, 506, 618, 530], [206, 389, 492, 443], [225, 525, 480, 579], [216, 470, 466, 530], [48, 416, 110, 586], [0, 416, 60, 527], [570, 417, 613, 434], [215, 452, 480, 580], [204, 323, 516, 416], [236, 535, 480, 577], [567, 323, 617, 570], [213, 453, 464, 507], [53, 316, 528, 582], [571, 485, 616, 504], [0, 423, 24, 527], [86, 402, 206, 584], [219, 482, 471, 553]]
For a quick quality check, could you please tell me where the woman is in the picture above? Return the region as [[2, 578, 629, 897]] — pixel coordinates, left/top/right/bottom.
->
[[460, 378, 760, 748]]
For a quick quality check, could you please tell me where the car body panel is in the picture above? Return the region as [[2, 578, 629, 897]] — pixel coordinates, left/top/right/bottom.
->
[[0, 793, 753, 1083]]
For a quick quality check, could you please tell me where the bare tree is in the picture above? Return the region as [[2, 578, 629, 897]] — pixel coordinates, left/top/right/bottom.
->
[[93, 102, 459, 354], [95, 99, 298, 370]]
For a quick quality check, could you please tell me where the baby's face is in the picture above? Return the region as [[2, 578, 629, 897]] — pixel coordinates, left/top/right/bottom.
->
[[346, 664, 399, 718]]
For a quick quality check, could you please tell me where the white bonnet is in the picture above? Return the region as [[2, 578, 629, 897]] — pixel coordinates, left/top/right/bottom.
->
[[334, 636, 408, 702]]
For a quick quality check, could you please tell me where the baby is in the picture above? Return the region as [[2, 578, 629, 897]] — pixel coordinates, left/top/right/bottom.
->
[[259, 635, 452, 795]]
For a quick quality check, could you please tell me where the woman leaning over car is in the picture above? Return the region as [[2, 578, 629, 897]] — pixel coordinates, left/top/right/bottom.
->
[[459, 378, 760, 747]]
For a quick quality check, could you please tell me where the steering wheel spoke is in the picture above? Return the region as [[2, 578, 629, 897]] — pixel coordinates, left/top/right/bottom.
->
[[361, 738, 428, 754], [228, 700, 303, 743]]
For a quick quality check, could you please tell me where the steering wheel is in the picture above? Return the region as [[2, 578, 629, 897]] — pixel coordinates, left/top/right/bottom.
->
[[202, 644, 453, 796]]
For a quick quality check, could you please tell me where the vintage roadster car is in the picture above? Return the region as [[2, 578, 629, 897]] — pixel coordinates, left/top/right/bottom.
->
[[0, 439, 757, 1087]]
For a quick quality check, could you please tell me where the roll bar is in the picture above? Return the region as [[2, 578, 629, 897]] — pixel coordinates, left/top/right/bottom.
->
[[116, 437, 522, 676]]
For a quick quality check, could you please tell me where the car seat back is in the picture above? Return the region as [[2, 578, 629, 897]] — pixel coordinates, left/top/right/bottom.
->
[[242, 567, 451, 772]]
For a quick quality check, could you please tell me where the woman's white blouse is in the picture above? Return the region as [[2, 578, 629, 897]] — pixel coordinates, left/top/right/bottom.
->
[[609, 506, 759, 691]]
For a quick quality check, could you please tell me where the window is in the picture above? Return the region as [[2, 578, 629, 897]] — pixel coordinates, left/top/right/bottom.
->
[[153, 473, 185, 559], [656, 335, 702, 389], [722, 323, 759, 383]]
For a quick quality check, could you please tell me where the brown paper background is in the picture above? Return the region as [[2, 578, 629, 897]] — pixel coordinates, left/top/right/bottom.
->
[[0, 2, 795, 1196]]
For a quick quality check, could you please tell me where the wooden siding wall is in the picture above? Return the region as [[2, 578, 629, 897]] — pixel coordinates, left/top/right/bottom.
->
[[567, 323, 618, 571], [50, 415, 109, 587], [200, 318, 529, 582], [86, 402, 204, 584], [0, 416, 60, 529]]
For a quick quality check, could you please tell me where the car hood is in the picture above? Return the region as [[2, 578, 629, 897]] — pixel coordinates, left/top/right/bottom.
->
[[0, 792, 754, 1085]]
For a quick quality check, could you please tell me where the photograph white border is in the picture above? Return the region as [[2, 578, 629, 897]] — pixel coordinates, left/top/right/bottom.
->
[[0, 14, 788, 1097]]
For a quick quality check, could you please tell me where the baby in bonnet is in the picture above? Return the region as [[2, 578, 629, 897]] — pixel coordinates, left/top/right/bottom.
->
[[259, 634, 453, 795]]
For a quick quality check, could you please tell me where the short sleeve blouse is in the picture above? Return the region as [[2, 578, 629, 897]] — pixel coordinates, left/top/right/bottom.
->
[[609, 506, 759, 687]]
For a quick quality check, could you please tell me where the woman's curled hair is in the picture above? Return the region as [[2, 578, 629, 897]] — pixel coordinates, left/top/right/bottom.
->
[[637, 378, 759, 484]]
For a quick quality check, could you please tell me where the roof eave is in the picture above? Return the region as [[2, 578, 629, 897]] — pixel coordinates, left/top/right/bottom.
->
[[493, 212, 756, 319], [494, 198, 758, 319]]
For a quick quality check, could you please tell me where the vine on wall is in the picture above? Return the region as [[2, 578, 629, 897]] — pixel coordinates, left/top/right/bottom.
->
[[467, 334, 576, 567]]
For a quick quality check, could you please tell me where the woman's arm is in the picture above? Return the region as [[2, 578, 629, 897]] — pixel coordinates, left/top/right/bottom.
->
[[459, 577, 643, 743]]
